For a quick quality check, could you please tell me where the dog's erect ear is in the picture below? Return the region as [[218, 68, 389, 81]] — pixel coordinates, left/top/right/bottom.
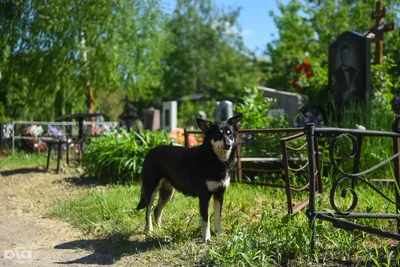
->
[[197, 118, 212, 135], [227, 114, 243, 131]]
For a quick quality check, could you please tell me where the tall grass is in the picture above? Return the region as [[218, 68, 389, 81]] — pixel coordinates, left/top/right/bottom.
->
[[84, 129, 170, 183]]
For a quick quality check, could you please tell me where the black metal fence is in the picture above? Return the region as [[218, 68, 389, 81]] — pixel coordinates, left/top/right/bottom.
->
[[305, 118, 400, 251]]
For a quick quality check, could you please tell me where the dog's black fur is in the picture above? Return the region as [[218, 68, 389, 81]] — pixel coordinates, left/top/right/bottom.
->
[[136, 114, 243, 242]]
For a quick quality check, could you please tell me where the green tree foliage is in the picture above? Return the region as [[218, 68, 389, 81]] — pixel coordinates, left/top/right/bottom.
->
[[162, 0, 258, 101], [177, 99, 216, 128], [261, 0, 400, 105], [0, 0, 259, 122], [0, 0, 166, 121]]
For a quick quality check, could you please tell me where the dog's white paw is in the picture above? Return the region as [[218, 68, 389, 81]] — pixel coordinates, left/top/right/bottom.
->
[[203, 234, 211, 243], [201, 219, 211, 242], [146, 225, 153, 233]]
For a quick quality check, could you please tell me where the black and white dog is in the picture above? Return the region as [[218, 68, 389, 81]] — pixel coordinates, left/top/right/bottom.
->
[[136, 114, 243, 242]]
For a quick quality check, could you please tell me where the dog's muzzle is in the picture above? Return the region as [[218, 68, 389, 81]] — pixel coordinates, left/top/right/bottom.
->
[[223, 144, 232, 150]]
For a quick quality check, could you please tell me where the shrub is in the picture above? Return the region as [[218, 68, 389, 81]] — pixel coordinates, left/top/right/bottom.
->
[[84, 129, 169, 184], [178, 99, 217, 128], [235, 87, 289, 130]]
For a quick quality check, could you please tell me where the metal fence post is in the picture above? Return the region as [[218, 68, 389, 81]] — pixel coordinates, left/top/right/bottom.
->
[[392, 117, 400, 233], [12, 121, 15, 155], [281, 139, 293, 214], [305, 123, 316, 251]]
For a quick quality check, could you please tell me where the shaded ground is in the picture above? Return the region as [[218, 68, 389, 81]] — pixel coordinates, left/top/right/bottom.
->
[[0, 164, 156, 266]]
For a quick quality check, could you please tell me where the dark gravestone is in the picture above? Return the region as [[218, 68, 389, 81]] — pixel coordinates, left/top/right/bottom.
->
[[329, 32, 371, 113], [143, 108, 160, 131]]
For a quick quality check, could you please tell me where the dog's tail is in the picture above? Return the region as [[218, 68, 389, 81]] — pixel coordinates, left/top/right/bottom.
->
[[136, 194, 147, 210], [136, 190, 147, 210]]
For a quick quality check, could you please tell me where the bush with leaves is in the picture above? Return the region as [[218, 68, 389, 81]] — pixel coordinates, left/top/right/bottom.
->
[[177, 99, 216, 128], [84, 130, 169, 184], [235, 87, 288, 130]]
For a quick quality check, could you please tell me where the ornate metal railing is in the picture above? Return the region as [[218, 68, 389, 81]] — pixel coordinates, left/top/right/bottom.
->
[[305, 118, 400, 251], [184, 128, 317, 214]]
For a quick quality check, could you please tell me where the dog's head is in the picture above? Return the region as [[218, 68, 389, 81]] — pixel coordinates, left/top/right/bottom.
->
[[196, 114, 243, 161]]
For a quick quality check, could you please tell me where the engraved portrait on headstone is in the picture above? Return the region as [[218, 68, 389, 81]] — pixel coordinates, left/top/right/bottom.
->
[[329, 32, 371, 110]]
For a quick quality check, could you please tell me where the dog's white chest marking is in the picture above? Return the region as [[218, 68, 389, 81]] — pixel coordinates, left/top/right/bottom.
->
[[211, 140, 232, 161], [206, 174, 230, 192], [213, 148, 231, 161]]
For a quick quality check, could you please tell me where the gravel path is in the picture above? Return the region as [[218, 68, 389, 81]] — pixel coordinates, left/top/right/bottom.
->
[[0, 166, 115, 266]]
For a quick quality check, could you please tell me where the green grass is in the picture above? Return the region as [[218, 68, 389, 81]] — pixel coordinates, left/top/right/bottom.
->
[[0, 151, 53, 169], [50, 181, 400, 266]]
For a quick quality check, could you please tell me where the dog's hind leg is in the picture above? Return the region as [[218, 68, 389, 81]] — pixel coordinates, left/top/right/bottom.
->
[[144, 179, 164, 233], [145, 178, 166, 233], [154, 179, 174, 227], [199, 192, 212, 242]]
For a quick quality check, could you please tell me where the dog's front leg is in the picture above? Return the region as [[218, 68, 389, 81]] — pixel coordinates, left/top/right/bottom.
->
[[213, 190, 225, 235], [199, 192, 212, 242]]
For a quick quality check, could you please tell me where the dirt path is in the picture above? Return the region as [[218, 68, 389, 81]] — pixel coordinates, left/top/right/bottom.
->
[[0, 165, 115, 266]]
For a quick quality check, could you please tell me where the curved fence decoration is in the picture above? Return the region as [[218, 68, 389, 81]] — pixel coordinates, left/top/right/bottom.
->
[[305, 119, 400, 251]]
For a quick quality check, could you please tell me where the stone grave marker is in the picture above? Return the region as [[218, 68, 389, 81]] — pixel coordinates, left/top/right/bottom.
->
[[196, 111, 207, 120], [258, 87, 307, 123], [267, 109, 285, 118], [329, 31, 371, 111], [162, 101, 177, 132], [143, 108, 160, 131], [216, 101, 233, 122]]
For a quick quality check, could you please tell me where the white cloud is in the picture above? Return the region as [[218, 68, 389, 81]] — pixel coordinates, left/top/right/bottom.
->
[[211, 20, 252, 37]]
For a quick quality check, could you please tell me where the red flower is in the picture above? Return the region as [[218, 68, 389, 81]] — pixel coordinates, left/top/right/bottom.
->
[[302, 60, 310, 68], [295, 65, 302, 74], [291, 78, 298, 87], [306, 71, 312, 77]]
